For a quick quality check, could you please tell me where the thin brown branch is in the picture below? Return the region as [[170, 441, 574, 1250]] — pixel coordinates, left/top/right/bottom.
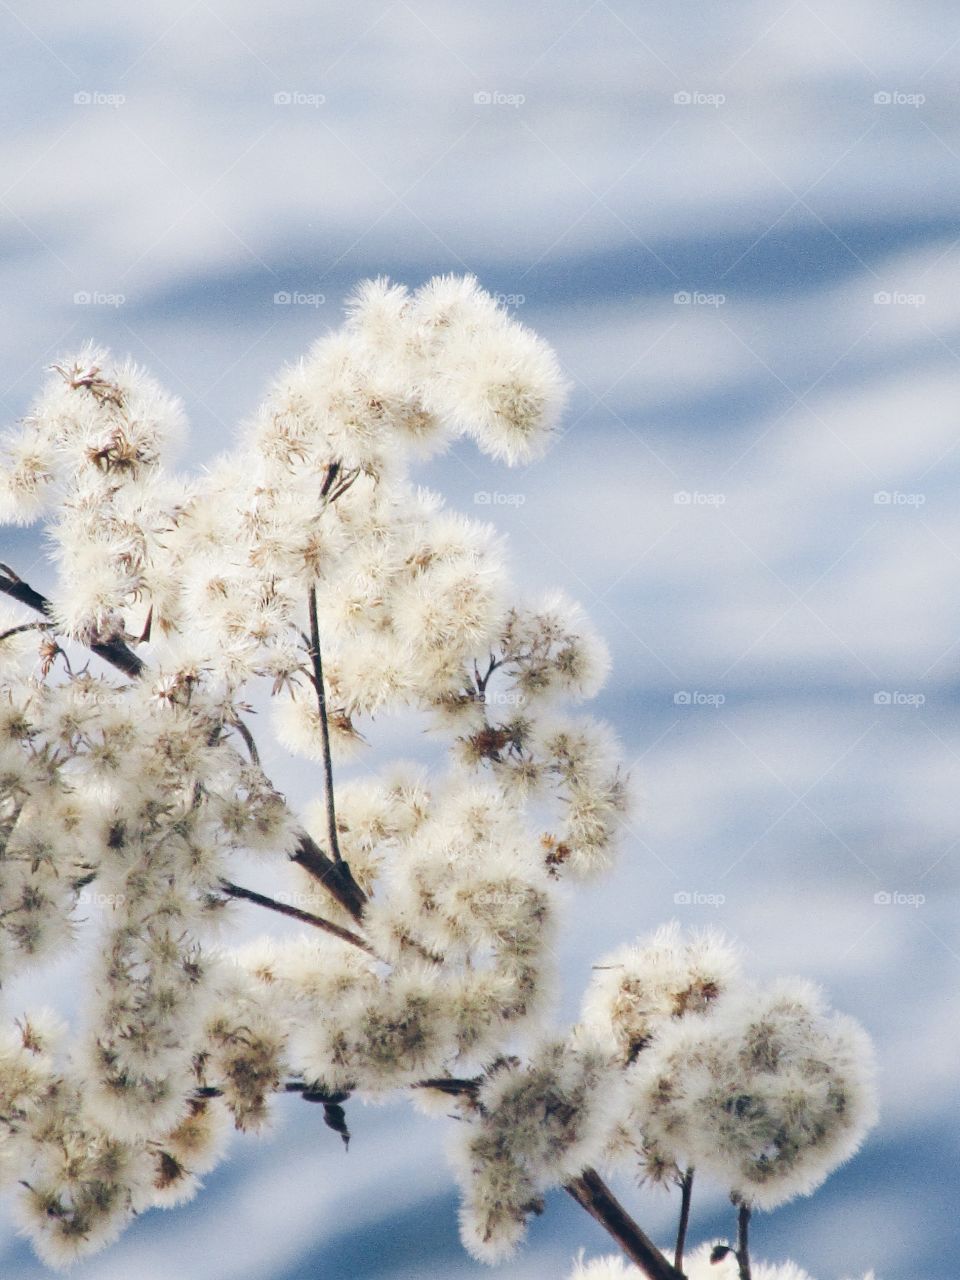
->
[[474, 653, 501, 696], [138, 604, 153, 644], [198, 1079, 350, 1106], [320, 461, 341, 498], [0, 620, 51, 643], [306, 583, 341, 862], [229, 716, 260, 766], [324, 464, 362, 505], [0, 567, 145, 678], [565, 1168, 684, 1280], [414, 1076, 481, 1099], [318, 460, 362, 506], [217, 709, 367, 923], [195, 1082, 311, 1100], [218, 879, 374, 954], [736, 1203, 752, 1280], [675, 1168, 694, 1272], [291, 831, 367, 922]]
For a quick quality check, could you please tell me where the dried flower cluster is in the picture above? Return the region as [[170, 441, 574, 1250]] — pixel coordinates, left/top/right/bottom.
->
[[570, 1247, 877, 1280], [0, 278, 876, 1277]]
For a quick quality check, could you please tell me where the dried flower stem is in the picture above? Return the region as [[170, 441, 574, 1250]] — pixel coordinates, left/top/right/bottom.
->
[[565, 1168, 685, 1280], [675, 1167, 694, 1272], [414, 1075, 481, 1099], [736, 1203, 752, 1280], [291, 831, 367, 921], [0, 564, 145, 678], [307, 583, 342, 863], [219, 879, 374, 954], [0, 620, 51, 643], [229, 716, 260, 766]]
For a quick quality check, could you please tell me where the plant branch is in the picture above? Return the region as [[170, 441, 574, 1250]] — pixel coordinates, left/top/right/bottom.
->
[[306, 583, 342, 862], [736, 1204, 752, 1280], [195, 1081, 317, 1100], [675, 1168, 694, 1273], [0, 565, 145, 678], [0, 620, 51, 643], [291, 831, 367, 922], [565, 1168, 685, 1280], [219, 879, 374, 954], [229, 716, 260, 766], [323, 463, 362, 505], [320, 462, 341, 498], [474, 653, 501, 696], [414, 1076, 481, 1100]]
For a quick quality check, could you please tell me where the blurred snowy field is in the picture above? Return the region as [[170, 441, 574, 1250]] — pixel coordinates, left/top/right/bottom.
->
[[1, 3, 959, 1278]]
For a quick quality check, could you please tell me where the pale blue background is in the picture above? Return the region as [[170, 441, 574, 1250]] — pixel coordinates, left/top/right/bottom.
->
[[1, 3, 958, 1277]]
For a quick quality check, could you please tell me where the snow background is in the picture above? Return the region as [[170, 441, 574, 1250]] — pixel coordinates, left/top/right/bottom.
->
[[1, 2, 958, 1277]]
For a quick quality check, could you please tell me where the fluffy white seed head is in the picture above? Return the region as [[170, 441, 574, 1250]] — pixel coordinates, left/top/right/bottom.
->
[[568, 1246, 827, 1280], [455, 1040, 621, 1263], [627, 978, 878, 1210], [502, 592, 611, 702], [411, 277, 569, 466], [580, 923, 743, 1062]]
